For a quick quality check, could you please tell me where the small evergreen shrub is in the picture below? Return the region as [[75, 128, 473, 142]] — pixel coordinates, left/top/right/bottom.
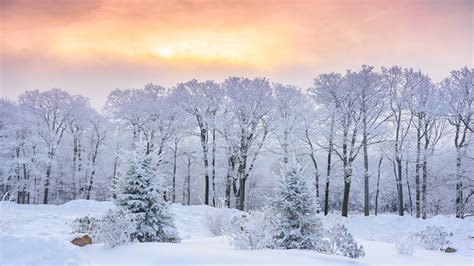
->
[[116, 144, 180, 243], [270, 157, 325, 251]]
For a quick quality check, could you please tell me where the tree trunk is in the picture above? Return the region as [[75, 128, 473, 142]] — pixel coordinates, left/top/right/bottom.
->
[[198, 119, 210, 205], [341, 169, 351, 217], [415, 124, 421, 218], [375, 156, 383, 216], [363, 120, 369, 216], [324, 115, 335, 216], [422, 120, 430, 219], [185, 156, 192, 205], [238, 177, 246, 211], [455, 147, 464, 218], [405, 159, 413, 215], [211, 129, 216, 206], [86, 137, 100, 200], [396, 157, 404, 216], [43, 147, 55, 204], [225, 152, 235, 208], [172, 139, 178, 203]]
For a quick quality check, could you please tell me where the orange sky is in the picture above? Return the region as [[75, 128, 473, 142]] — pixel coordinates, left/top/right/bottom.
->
[[1, 0, 472, 107]]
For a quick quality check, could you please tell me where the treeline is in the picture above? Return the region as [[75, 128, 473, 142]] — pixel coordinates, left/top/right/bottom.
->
[[0, 65, 472, 218]]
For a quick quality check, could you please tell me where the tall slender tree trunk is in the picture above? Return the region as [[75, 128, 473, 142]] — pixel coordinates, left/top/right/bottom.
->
[[362, 116, 369, 216], [421, 120, 430, 219], [225, 152, 235, 208], [172, 139, 178, 203], [324, 115, 335, 216], [341, 125, 350, 217], [211, 129, 216, 206], [394, 111, 404, 216], [185, 156, 192, 205], [238, 177, 246, 211], [43, 147, 55, 204], [375, 156, 383, 216], [198, 120, 210, 205], [455, 147, 464, 218], [405, 159, 413, 215], [396, 156, 404, 216], [415, 122, 422, 218]]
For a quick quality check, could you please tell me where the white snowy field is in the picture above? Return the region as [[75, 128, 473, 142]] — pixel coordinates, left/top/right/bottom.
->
[[0, 200, 472, 266]]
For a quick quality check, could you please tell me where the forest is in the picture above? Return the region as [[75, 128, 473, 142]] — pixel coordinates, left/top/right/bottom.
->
[[1, 65, 472, 219]]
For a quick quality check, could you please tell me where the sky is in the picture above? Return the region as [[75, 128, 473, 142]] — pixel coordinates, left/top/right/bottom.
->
[[1, 0, 472, 108]]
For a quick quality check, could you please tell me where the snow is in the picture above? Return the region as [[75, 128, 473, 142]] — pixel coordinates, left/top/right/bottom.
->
[[1, 200, 473, 265]]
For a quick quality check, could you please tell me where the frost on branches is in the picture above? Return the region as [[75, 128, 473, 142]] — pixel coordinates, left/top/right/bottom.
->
[[327, 224, 365, 258], [415, 225, 452, 250], [93, 209, 136, 247], [230, 208, 273, 250], [116, 144, 179, 243], [271, 157, 325, 250]]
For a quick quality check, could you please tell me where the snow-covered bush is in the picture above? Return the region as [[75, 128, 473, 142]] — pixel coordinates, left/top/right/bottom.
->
[[326, 224, 365, 258], [204, 209, 238, 236], [71, 215, 99, 235], [270, 157, 326, 251], [0, 194, 20, 234], [415, 225, 452, 250], [230, 209, 272, 250], [93, 208, 136, 247], [395, 235, 415, 255], [116, 144, 179, 243]]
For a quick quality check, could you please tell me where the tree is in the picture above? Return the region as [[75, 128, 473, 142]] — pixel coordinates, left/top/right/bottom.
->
[[441, 67, 473, 218], [222, 77, 273, 210], [382, 67, 419, 216], [308, 73, 343, 216], [271, 156, 325, 250], [348, 65, 385, 216], [175, 80, 222, 205], [116, 142, 179, 242], [272, 84, 305, 163], [18, 89, 83, 204]]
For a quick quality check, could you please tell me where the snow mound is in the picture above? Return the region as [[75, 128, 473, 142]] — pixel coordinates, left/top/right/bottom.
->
[[0, 233, 87, 266], [171, 203, 242, 239]]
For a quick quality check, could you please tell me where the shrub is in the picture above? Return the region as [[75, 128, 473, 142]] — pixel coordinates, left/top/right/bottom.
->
[[230, 209, 272, 250], [395, 235, 416, 255], [415, 225, 452, 251], [326, 224, 365, 259], [204, 209, 237, 236], [71, 215, 99, 235], [93, 208, 136, 247]]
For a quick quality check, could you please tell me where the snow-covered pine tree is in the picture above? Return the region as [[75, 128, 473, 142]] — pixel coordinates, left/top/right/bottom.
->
[[116, 143, 179, 243], [271, 156, 325, 250]]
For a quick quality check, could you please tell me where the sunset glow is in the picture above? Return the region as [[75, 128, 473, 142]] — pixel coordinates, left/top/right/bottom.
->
[[1, 0, 472, 107]]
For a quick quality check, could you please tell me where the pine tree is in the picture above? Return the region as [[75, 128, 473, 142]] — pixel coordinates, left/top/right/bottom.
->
[[271, 156, 325, 250], [116, 143, 179, 243]]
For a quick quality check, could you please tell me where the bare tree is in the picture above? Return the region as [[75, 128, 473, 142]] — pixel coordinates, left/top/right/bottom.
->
[[441, 67, 473, 218]]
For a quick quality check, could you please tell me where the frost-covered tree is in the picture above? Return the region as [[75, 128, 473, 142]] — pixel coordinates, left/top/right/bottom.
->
[[175, 80, 223, 206], [222, 77, 273, 210], [271, 156, 325, 250], [440, 67, 473, 218], [116, 143, 179, 243]]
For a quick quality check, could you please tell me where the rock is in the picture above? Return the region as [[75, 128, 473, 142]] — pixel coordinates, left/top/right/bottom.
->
[[444, 247, 457, 253], [71, 235, 92, 247]]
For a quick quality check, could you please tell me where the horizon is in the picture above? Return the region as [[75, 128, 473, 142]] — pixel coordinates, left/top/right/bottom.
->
[[1, 0, 473, 108]]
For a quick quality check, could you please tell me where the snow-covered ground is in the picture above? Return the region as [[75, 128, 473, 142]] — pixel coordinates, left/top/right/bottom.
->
[[1, 200, 472, 265]]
